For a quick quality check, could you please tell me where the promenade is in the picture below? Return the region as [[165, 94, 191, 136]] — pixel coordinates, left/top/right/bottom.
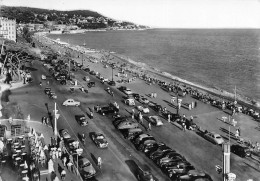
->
[[0, 33, 258, 181]]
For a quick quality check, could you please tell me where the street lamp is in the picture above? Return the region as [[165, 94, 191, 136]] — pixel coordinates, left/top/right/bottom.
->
[[112, 66, 114, 82]]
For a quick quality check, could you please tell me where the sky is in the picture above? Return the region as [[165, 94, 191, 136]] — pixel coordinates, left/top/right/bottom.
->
[[1, 0, 260, 28]]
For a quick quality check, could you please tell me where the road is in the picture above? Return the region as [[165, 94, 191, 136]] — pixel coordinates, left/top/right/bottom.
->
[[22, 58, 260, 181]]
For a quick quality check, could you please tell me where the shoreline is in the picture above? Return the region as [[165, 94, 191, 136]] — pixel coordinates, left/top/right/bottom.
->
[[39, 32, 260, 110]]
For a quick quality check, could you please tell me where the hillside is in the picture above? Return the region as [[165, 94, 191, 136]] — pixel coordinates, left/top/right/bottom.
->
[[0, 6, 149, 29]]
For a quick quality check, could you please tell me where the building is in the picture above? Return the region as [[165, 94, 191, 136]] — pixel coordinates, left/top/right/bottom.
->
[[0, 17, 16, 42]]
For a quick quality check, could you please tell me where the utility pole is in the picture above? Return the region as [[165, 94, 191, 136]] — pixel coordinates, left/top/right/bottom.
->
[[54, 102, 57, 139], [54, 102, 60, 140], [112, 66, 114, 81]]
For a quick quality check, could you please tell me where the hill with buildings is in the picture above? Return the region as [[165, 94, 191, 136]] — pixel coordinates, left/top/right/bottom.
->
[[0, 6, 149, 30]]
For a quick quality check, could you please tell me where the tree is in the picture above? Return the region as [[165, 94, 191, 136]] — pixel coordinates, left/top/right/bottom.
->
[[22, 26, 33, 43]]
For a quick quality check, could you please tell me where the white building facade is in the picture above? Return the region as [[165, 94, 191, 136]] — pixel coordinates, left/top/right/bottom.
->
[[0, 17, 16, 42]]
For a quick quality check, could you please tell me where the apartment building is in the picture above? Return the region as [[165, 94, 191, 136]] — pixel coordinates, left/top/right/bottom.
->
[[0, 17, 16, 42]]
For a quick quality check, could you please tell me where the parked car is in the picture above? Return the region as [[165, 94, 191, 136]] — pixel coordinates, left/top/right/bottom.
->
[[136, 106, 150, 114], [75, 115, 88, 126], [88, 81, 96, 88], [91, 132, 108, 148], [63, 99, 80, 106], [108, 80, 116, 86], [177, 170, 213, 181], [204, 132, 224, 145], [48, 91, 57, 99], [117, 121, 139, 129], [166, 165, 195, 179], [118, 86, 127, 91], [133, 134, 153, 146], [138, 139, 157, 151], [124, 98, 135, 106], [144, 142, 165, 155], [83, 67, 90, 72], [139, 96, 150, 104], [83, 76, 90, 81], [148, 145, 172, 159], [148, 116, 163, 126], [89, 70, 96, 75], [113, 117, 128, 128], [78, 157, 96, 179], [136, 165, 156, 181], [161, 161, 193, 173], [123, 88, 133, 95], [123, 128, 143, 140], [231, 144, 251, 157], [158, 154, 185, 167], [59, 129, 71, 139]]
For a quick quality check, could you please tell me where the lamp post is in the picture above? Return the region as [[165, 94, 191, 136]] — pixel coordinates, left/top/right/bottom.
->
[[112, 66, 114, 82]]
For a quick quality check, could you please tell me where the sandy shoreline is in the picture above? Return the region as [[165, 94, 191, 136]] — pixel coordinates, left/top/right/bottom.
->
[[37, 32, 260, 111]]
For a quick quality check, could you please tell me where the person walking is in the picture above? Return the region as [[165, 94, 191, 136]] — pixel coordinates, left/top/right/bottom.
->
[[168, 114, 171, 123], [62, 156, 67, 167], [61, 169, 66, 180], [148, 123, 152, 131], [235, 129, 239, 139], [97, 157, 102, 169]]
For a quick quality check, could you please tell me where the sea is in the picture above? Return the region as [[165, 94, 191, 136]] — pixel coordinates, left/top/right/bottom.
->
[[48, 29, 260, 102]]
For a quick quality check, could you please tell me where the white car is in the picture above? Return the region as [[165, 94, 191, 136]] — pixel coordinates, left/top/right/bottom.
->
[[123, 88, 133, 95], [139, 96, 149, 104], [136, 106, 150, 114], [124, 98, 135, 106], [63, 99, 80, 106], [41, 74, 46, 80], [148, 116, 163, 126], [204, 132, 224, 145]]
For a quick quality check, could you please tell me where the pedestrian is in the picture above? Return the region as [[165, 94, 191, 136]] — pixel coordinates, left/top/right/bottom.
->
[[182, 122, 186, 131], [190, 116, 193, 123], [51, 137, 54, 146], [194, 101, 197, 108], [168, 114, 171, 123], [62, 156, 67, 167], [238, 127, 241, 137], [97, 157, 102, 169], [42, 117, 45, 125], [67, 160, 73, 172], [154, 92, 157, 98], [132, 112, 135, 120], [61, 169, 66, 180], [235, 129, 239, 139], [148, 123, 152, 131], [90, 111, 93, 119]]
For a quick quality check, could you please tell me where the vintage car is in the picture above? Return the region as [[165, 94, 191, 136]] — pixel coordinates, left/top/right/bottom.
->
[[91, 132, 109, 148]]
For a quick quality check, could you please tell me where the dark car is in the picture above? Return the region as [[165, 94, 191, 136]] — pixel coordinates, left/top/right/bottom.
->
[[88, 81, 95, 88], [136, 165, 156, 181], [118, 86, 127, 91], [231, 144, 251, 157], [177, 170, 213, 181], [161, 161, 192, 172], [84, 67, 90, 72], [108, 80, 116, 86], [166, 165, 195, 179], [98, 104, 119, 116], [89, 70, 96, 75], [149, 145, 173, 159], [132, 93, 141, 100], [91, 132, 108, 148], [144, 142, 165, 155], [136, 137, 156, 151], [44, 87, 51, 94], [75, 115, 88, 126], [113, 117, 129, 128], [150, 148, 174, 161]]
